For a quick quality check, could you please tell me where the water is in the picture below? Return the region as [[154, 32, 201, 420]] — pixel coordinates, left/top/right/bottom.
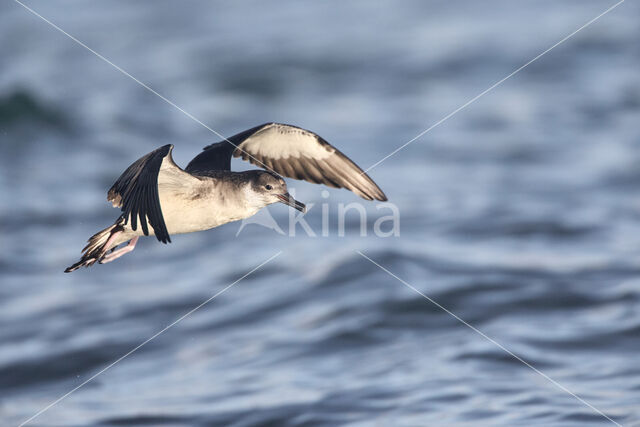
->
[[1, 1, 639, 425]]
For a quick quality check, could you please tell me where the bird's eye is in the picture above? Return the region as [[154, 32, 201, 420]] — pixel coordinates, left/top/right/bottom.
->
[[265, 184, 273, 190]]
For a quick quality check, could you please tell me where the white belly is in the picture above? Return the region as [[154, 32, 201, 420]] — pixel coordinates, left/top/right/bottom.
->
[[123, 181, 259, 238], [160, 192, 258, 235]]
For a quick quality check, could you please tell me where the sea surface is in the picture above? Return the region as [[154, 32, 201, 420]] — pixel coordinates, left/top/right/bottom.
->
[[1, 1, 639, 425]]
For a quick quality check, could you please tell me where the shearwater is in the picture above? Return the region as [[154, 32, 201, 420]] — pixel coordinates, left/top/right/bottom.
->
[[65, 123, 386, 272]]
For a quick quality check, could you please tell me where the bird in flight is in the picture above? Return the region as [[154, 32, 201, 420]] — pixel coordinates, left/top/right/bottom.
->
[[65, 123, 387, 272]]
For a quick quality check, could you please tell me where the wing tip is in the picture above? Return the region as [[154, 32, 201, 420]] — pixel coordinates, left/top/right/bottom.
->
[[374, 186, 388, 202], [361, 190, 388, 202], [353, 175, 387, 202]]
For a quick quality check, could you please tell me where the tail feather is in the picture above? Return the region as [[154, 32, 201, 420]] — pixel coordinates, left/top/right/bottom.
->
[[65, 219, 125, 273]]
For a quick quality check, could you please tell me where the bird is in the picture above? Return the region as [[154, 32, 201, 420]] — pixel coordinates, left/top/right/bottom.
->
[[65, 122, 387, 272]]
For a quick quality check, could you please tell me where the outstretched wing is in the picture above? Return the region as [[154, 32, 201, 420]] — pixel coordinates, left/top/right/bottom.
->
[[185, 123, 265, 173], [107, 144, 189, 243], [187, 123, 387, 201]]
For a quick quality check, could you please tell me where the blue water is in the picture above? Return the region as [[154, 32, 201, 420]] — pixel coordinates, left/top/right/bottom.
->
[[1, 1, 639, 425]]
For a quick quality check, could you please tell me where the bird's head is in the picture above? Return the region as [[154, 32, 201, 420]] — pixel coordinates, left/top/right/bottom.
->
[[246, 171, 306, 213]]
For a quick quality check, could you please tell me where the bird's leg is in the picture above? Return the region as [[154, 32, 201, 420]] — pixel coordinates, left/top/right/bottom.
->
[[99, 236, 139, 264], [102, 230, 123, 254]]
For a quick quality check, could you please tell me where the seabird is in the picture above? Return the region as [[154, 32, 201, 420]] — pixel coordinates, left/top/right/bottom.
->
[[65, 123, 387, 272]]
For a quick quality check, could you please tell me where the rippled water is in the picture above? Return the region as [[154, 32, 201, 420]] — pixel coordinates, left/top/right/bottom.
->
[[1, 1, 639, 425]]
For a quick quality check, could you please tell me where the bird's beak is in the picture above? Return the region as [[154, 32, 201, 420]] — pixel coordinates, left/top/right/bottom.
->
[[277, 193, 306, 213]]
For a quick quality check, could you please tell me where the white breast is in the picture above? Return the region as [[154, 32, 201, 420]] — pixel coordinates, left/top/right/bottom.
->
[[158, 179, 257, 236]]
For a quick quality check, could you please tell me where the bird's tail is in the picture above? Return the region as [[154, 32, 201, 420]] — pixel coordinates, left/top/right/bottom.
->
[[65, 219, 125, 273]]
